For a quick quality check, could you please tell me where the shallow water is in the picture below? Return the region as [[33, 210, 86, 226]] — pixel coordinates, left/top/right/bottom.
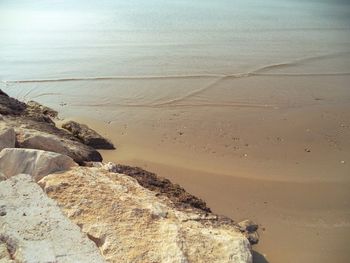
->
[[1, 0, 350, 81]]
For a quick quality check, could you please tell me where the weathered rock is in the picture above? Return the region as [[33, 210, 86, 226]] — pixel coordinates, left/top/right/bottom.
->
[[0, 148, 77, 181], [62, 121, 115, 149], [0, 174, 105, 263], [0, 90, 26, 116], [0, 241, 13, 262], [0, 91, 103, 163], [237, 219, 259, 245], [246, 231, 259, 245], [0, 173, 5, 181], [87, 162, 211, 213], [16, 128, 102, 164], [0, 123, 15, 151], [40, 167, 253, 263], [24, 100, 58, 125], [238, 219, 259, 233], [26, 100, 58, 118]]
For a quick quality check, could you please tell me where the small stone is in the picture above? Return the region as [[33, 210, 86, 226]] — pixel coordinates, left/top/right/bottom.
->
[[305, 148, 311, 153], [247, 232, 259, 245], [340, 160, 345, 164], [238, 219, 258, 233]]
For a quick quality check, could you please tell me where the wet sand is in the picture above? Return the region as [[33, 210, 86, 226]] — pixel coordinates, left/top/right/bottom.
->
[[4, 62, 350, 262]]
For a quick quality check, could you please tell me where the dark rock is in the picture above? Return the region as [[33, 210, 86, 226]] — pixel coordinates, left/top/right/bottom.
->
[[0, 89, 26, 115], [62, 121, 115, 149]]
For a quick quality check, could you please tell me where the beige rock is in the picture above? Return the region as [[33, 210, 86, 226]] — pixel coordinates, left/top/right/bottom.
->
[[0, 148, 77, 181], [16, 128, 102, 164], [0, 174, 105, 263], [40, 167, 252, 263]]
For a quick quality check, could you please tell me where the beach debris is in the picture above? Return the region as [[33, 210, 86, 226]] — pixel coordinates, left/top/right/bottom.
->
[[340, 160, 345, 164], [304, 148, 311, 153]]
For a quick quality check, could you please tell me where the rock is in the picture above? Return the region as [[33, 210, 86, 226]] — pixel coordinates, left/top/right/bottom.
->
[[0, 173, 5, 181], [101, 163, 211, 212], [0, 92, 103, 163], [16, 128, 102, 164], [246, 232, 259, 245], [0, 90, 26, 116], [39, 167, 253, 263], [237, 220, 259, 245], [238, 220, 259, 233], [24, 100, 58, 125], [0, 148, 77, 181], [62, 121, 115, 149], [0, 241, 14, 263], [26, 100, 58, 118], [0, 124, 15, 151], [0, 174, 105, 263]]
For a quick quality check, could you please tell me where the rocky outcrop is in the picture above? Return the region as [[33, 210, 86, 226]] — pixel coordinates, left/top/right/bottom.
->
[[16, 128, 103, 164], [40, 167, 253, 263], [0, 89, 103, 164], [0, 174, 105, 263], [0, 124, 15, 151], [62, 121, 115, 149], [0, 148, 77, 181]]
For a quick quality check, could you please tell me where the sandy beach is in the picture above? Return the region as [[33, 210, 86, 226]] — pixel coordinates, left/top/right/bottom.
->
[[2, 0, 350, 262], [38, 70, 349, 263]]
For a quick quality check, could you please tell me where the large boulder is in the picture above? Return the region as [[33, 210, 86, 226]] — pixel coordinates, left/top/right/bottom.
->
[[40, 167, 253, 263], [16, 128, 102, 164], [0, 148, 77, 181], [0, 124, 15, 151], [0, 174, 105, 263], [62, 121, 115, 149]]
